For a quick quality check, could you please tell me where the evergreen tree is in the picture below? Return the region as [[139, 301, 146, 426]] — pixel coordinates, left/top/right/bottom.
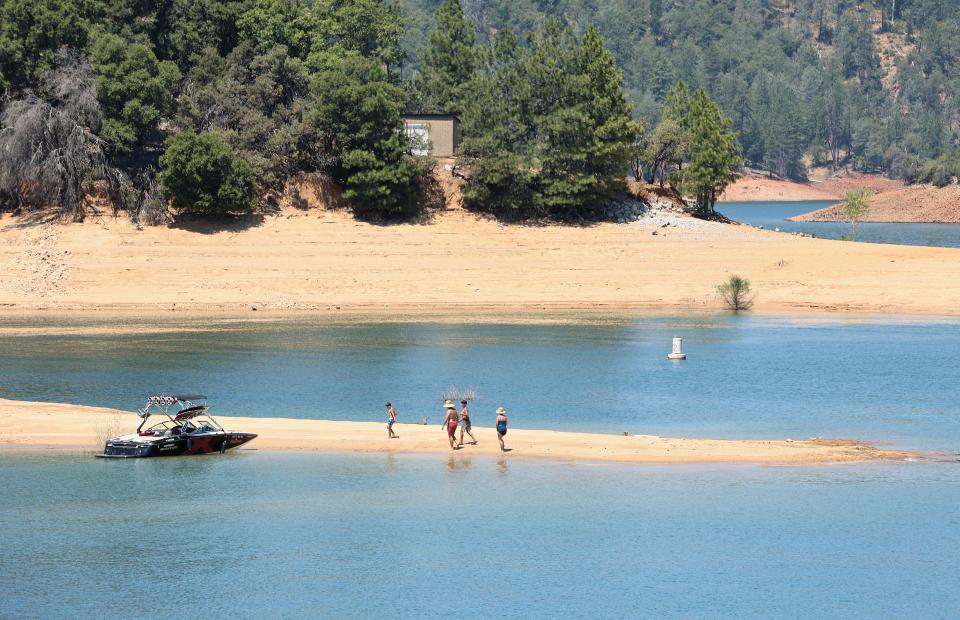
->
[[417, 0, 476, 114], [308, 55, 427, 219], [89, 32, 182, 153], [677, 88, 742, 215], [159, 130, 255, 214], [459, 20, 639, 219], [577, 26, 641, 205]]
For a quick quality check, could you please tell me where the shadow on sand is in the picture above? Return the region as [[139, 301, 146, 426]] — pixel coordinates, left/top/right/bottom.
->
[[168, 212, 266, 234]]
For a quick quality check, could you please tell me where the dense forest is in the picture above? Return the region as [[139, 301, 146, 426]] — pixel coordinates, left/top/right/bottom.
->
[[0, 0, 957, 223], [405, 0, 960, 183]]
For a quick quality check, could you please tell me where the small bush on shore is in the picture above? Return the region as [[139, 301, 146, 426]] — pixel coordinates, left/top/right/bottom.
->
[[840, 187, 871, 241], [717, 275, 754, 312], [159, 131, 254, 216]]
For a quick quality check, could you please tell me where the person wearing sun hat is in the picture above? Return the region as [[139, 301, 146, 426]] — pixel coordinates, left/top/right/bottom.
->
[[441, 400, 459, 449], [495, 407, 508, 452]]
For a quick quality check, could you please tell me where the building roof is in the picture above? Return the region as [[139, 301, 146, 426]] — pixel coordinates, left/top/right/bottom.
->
[[401, 113, 460, 121]]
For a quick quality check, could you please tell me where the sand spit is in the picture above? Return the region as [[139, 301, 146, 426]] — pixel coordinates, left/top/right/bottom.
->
[[0, 399, 926, 465], [720, 173, 905, 202], [2, 205, 960, 317], [790, 185, 960, 224]]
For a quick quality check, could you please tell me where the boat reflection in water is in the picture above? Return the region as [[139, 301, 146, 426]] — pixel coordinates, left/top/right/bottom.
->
[[99, 395, 257, 458]]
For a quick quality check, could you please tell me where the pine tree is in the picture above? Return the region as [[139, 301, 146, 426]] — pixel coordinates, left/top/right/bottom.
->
[[579, 26, 640, 204], [417, 0, 476, 114], [679, 88, 742, 215]]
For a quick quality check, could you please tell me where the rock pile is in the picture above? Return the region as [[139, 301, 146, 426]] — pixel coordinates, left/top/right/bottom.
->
[[603, 197, 684, 225]]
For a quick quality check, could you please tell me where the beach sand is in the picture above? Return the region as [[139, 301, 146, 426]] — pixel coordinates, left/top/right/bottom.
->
[[0, 399, 924, 465], [2, 203, 960, 318]]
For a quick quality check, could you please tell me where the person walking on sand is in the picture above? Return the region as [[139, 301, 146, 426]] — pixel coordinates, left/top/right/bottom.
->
[[458, 400, 477, 447], [386, 402, 398, 439], [442, 400, 460, 450], [495, 407, 508, 452]]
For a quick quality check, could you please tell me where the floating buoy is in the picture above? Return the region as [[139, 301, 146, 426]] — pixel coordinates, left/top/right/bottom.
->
[[667, 336, 686, 360]]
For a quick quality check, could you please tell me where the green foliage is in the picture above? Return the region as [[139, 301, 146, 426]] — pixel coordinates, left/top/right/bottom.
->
[[159, 130, 254, 214], [839, 186, 872, 240], [236, 0, 318, 58], [916, 150, 960, 186], [672, 87, 742, 214], [176, 43, 312, 189], [307, 0, 406, 71], [402, 0, 960, 181], [0, 0, 92, 88], [308, 55, 427, 219], [5, 0, 960, 224], [156, 0, 251, 69], [460, 21, 639, 219], [416, 0, 476, 114], [89, 31, 181, 152], [717, 275, 754, 312]]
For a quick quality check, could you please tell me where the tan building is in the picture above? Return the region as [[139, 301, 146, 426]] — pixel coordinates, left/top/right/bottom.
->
[[401, 114, 461, 158]]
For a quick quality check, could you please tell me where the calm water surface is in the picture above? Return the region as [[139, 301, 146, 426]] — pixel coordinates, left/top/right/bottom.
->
[[2, 315, 960, 618], [1, 451, 958, 619], [1, 314, 958, 451], [717, 200, 960, 248]]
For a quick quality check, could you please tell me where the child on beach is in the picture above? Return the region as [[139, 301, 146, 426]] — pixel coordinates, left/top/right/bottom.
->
[[458, 400, 477, 447], [442, 400, 459, 449], [386, 403, 398, 438], [495, 407, 508, 452]]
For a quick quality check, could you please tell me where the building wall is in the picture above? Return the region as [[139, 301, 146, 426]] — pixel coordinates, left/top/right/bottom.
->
[[402, 116, 460, 158]]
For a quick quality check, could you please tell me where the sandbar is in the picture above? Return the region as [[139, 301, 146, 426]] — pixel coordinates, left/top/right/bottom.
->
[[0, 399, 925, 465]]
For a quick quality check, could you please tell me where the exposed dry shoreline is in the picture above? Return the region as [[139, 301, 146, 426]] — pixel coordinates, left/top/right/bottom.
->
[[0, 399, 926, 465], [719, 173, 906, 202], [790, 185, 960, 224], [3, 204, 960, 318]]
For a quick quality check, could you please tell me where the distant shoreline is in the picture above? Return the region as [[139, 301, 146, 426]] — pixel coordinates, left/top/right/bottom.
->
[[789, 185, 960, 224], [0, 398, 934, 465]]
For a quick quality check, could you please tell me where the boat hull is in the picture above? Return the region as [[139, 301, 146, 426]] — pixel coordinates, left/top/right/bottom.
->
[[98, 432, 257, 458]]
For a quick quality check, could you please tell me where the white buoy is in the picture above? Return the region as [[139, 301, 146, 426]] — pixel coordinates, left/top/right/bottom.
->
[[667, 336, 686, 360]]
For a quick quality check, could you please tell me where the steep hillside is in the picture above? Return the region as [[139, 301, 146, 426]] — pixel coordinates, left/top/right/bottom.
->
[[404, 0, 960, 181]]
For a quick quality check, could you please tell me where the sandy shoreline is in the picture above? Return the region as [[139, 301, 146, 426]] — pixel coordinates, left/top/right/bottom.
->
[[719, 173, 906, 202], [790, 185, 960, 224], [0, 398, 928, 465], [3, 205, 960, 318]]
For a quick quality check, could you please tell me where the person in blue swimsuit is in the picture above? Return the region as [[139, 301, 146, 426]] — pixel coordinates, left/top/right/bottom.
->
[[495, 407, 508, 452]]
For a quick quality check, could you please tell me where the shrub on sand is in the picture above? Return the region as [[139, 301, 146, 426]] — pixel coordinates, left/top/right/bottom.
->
[[717, 275, 754, 312]]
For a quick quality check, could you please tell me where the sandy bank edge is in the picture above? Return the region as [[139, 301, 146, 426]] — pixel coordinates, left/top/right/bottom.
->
[[0, 399, 929, 465]]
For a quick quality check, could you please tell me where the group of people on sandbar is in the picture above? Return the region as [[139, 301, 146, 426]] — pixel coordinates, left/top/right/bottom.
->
[[385, 400, 509, 452]]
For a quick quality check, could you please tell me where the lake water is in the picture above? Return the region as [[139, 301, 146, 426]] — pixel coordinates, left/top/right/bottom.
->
[[717, 201, 960, 248], [1, 451, 958, 618], [2, 314, 959, 618], [1, 313, 958, 451]]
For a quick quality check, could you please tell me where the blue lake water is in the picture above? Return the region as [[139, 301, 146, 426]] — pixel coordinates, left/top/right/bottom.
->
[[1, 313, 958, 451], [717, 201, 960, 248], [1, 451, 958, 618], [2, 314, 960, 618]]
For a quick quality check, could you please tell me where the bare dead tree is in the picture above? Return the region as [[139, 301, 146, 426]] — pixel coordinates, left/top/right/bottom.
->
[[129, 168, 168, 226], [0, 49, 127, 221]]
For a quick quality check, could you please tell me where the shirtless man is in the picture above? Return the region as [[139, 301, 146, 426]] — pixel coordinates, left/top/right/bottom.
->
[[458, 400, 477, 447], [386, 403, 398, 438]]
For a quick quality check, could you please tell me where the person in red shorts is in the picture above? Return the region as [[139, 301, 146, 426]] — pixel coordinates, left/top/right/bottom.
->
[[441, 400, 459, 450]]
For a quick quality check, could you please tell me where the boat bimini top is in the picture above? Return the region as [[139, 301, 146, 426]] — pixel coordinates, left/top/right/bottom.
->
[[136, 395, 221, 432]]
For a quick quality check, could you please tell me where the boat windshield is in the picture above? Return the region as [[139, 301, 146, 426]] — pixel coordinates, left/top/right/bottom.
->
[[143, 415, 223, 435]]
